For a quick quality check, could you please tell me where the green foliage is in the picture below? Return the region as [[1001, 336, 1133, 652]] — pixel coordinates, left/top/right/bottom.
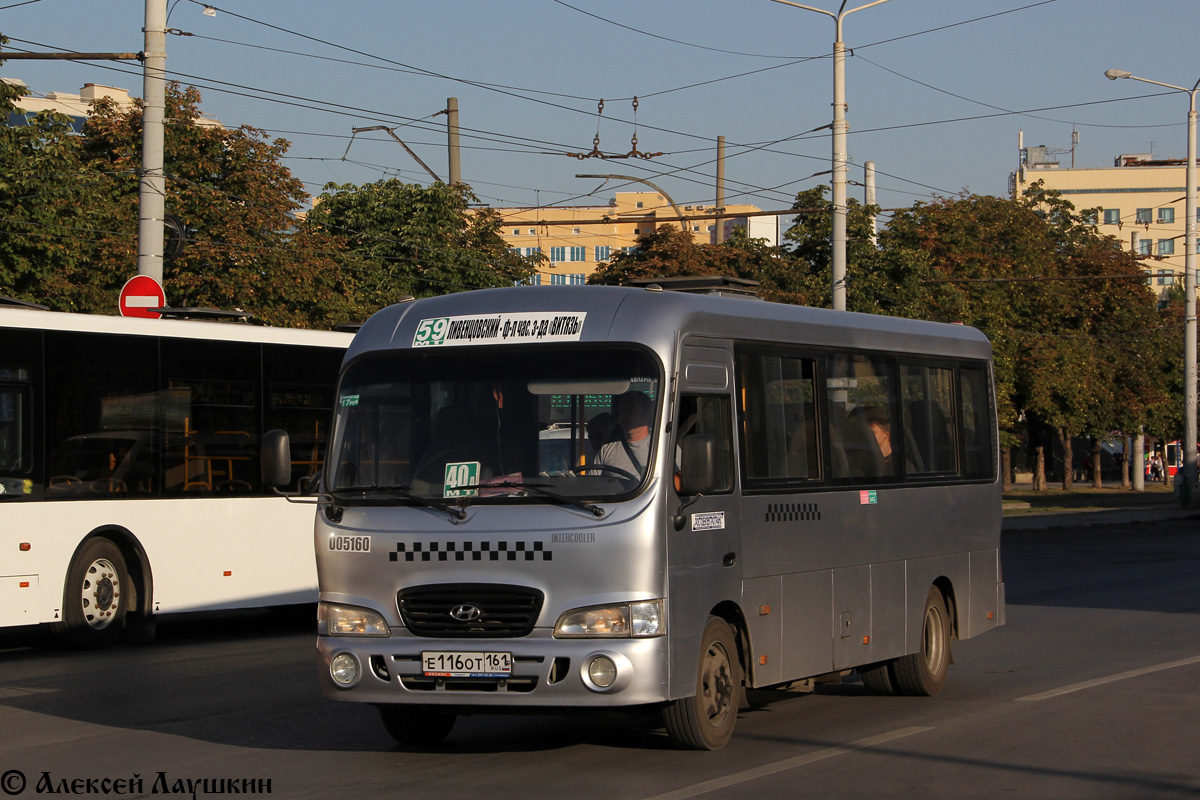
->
[[0, 74, 359, 326], [587, 222, 797, 301], [307, 179, 537, 305], [877, 183, 1176, 484]]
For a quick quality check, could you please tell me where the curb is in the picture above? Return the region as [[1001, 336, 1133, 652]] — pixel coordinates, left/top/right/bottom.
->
[[1002, 507, 1200, 532]]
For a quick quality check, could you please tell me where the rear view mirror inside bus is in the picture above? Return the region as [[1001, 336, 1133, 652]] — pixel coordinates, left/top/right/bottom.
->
[[526, 378, 631, 396]]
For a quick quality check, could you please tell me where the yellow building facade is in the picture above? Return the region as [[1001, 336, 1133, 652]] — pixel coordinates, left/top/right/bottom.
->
[[1012, 147, 1196, 300], [491, 192, 778, 285]]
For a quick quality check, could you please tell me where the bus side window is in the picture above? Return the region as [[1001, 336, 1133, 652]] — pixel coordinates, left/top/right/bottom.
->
[[676, 395, 733, 492], [900, 364, 958, 476], [738, 352, 819, 483], [960, 366, 994, 480], [825, 354, 897, 482]]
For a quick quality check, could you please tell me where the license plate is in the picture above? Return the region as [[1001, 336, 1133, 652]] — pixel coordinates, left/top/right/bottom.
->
[[422, 651, 512, 678]]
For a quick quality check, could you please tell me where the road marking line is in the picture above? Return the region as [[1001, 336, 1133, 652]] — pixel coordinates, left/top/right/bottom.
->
[[1015, 655, 1200, 702], [642, 726, 933, 800]]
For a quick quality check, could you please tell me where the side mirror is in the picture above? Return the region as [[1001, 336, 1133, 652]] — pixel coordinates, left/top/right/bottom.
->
[[678, 434, 718, 495], [261, 429, 293, 489]]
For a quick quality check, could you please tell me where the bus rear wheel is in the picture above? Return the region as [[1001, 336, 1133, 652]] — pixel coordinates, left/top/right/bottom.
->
[[51, 538, 128, 649], [892, 586, 950, 696], [663, 615, 741, 750], [377, 704, 457, 747]]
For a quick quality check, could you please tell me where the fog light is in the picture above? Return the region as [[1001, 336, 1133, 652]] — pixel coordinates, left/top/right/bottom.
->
[[588, 655, 617, 688], [330, 653, 359, 686]]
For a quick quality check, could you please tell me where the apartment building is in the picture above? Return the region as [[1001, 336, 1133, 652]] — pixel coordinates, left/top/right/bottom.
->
[[1011, 144, 1196, 300], [2, 77, 221, 129], [493, 192, 779, 285]]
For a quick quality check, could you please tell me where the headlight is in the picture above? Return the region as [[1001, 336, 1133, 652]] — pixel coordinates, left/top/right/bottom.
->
[[318, 602, 391, 637], [554, 600, 665, 638]]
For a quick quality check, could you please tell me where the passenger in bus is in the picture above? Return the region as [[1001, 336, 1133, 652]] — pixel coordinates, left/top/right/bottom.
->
[[862, 406, 917, 475], [593, 391, 653, 479]]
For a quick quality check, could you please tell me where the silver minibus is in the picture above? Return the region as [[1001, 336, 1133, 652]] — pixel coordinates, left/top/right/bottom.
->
[[264, 284, 1004, 749]]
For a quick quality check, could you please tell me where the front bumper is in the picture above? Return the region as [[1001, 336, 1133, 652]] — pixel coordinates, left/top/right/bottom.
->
[[317, 628, 669, 708]]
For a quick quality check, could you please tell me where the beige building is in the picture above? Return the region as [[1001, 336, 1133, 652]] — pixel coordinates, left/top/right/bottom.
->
[[1011, 145, 1196, 300], [492, 192, 779, 285], [2, 77, 221, 130]]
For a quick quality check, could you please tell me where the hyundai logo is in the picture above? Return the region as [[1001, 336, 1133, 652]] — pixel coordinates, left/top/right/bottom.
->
[[449, 604, 482, 622]]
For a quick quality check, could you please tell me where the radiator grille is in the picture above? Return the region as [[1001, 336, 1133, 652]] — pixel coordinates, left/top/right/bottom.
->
[[398, 584, 544, 638]]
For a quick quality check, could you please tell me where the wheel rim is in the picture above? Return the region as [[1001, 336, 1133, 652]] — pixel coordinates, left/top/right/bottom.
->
[[922, 603, 946, 677], [80, 558, 121, 630], [699, 640, 735, 727]]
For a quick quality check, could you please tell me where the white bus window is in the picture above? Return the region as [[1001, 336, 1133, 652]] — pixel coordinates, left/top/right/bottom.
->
[[0, 377, 31, 496]]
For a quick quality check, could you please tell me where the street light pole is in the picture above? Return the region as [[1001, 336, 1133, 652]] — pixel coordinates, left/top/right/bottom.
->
[[770, 0, 892, 312], [1106, 68, 1199, 504]]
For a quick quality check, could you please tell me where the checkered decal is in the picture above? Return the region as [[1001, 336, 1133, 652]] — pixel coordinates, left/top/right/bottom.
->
[[390, 540, 552, 562], [765, 502, 821, 522]]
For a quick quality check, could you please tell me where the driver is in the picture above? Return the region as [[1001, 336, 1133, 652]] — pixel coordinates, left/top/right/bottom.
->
[[592, 390, 653, 479]]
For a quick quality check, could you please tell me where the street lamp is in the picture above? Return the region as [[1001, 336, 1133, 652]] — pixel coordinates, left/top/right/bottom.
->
[[1106, 68, 1199, 504], [770, 0, 892, 312]]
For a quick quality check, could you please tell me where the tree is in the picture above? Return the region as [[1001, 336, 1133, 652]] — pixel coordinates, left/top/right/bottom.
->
[[587, 223, 792, 296], [0, 68, 360, 326], [781, 186, 885, 311], [0, 60, 112, 310], [307, 179, 537, 306], [80, 83, 359, 327], [878, 186, 1172, 490]]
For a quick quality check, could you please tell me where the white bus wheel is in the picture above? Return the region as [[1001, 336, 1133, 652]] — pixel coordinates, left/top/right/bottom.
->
[[663, 615, 741, 750], [892, 586, 950, 696], [51, 538, 129, 649]]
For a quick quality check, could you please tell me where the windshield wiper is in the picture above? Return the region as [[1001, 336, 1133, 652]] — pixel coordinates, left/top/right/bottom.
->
[[330, 485, 467, 521], [463, 480, 605, 518]]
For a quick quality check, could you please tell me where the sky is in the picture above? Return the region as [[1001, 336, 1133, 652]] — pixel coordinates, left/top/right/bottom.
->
[[3, 0, 1200, 227]]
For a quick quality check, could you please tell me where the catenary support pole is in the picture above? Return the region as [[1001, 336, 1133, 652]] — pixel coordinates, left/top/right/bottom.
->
[[138, 0, 167, 284]]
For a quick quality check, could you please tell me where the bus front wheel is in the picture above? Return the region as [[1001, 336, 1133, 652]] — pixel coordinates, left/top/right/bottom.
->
[[663, 615, 741, 750], [377, 704, 457, 747], [51, 537, 128, 648], [892, 586, 950, 696]]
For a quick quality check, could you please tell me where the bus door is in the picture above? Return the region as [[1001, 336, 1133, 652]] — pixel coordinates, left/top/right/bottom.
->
[[666, 341, 740, 698]]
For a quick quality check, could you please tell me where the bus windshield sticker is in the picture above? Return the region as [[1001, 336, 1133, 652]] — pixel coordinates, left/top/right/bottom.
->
[[859, 490, 878, 505], [413, 312, 587, 348], [444, 461, 481, 497], [340, 394, 360, 407], [692, 511, 726, 532]]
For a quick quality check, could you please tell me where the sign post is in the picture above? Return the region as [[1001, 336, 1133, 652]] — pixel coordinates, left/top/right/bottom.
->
[[118, 275, 166, 319]]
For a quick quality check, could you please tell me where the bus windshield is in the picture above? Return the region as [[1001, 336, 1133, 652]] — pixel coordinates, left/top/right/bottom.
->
[[329, 345, 661, 502]]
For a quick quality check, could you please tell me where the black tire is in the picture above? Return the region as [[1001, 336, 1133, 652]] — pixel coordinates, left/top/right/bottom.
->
[[892, 586, 950, 697], [858, 660, 898, 695], [377, 704, 457, 747], [663, 615, 741, 750], [50, 537, 128, 649]]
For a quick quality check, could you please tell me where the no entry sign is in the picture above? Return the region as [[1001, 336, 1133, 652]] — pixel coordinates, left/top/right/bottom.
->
[[118, 275, 166, 319]]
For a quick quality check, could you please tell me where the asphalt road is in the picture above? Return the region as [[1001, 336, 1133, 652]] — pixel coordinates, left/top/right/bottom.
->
[[1, 519, 1197, 799]]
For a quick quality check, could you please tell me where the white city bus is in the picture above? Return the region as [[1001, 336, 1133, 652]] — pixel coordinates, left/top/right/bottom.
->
[[264, 283, 1005, 749], [0, 305, 352, 647]]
